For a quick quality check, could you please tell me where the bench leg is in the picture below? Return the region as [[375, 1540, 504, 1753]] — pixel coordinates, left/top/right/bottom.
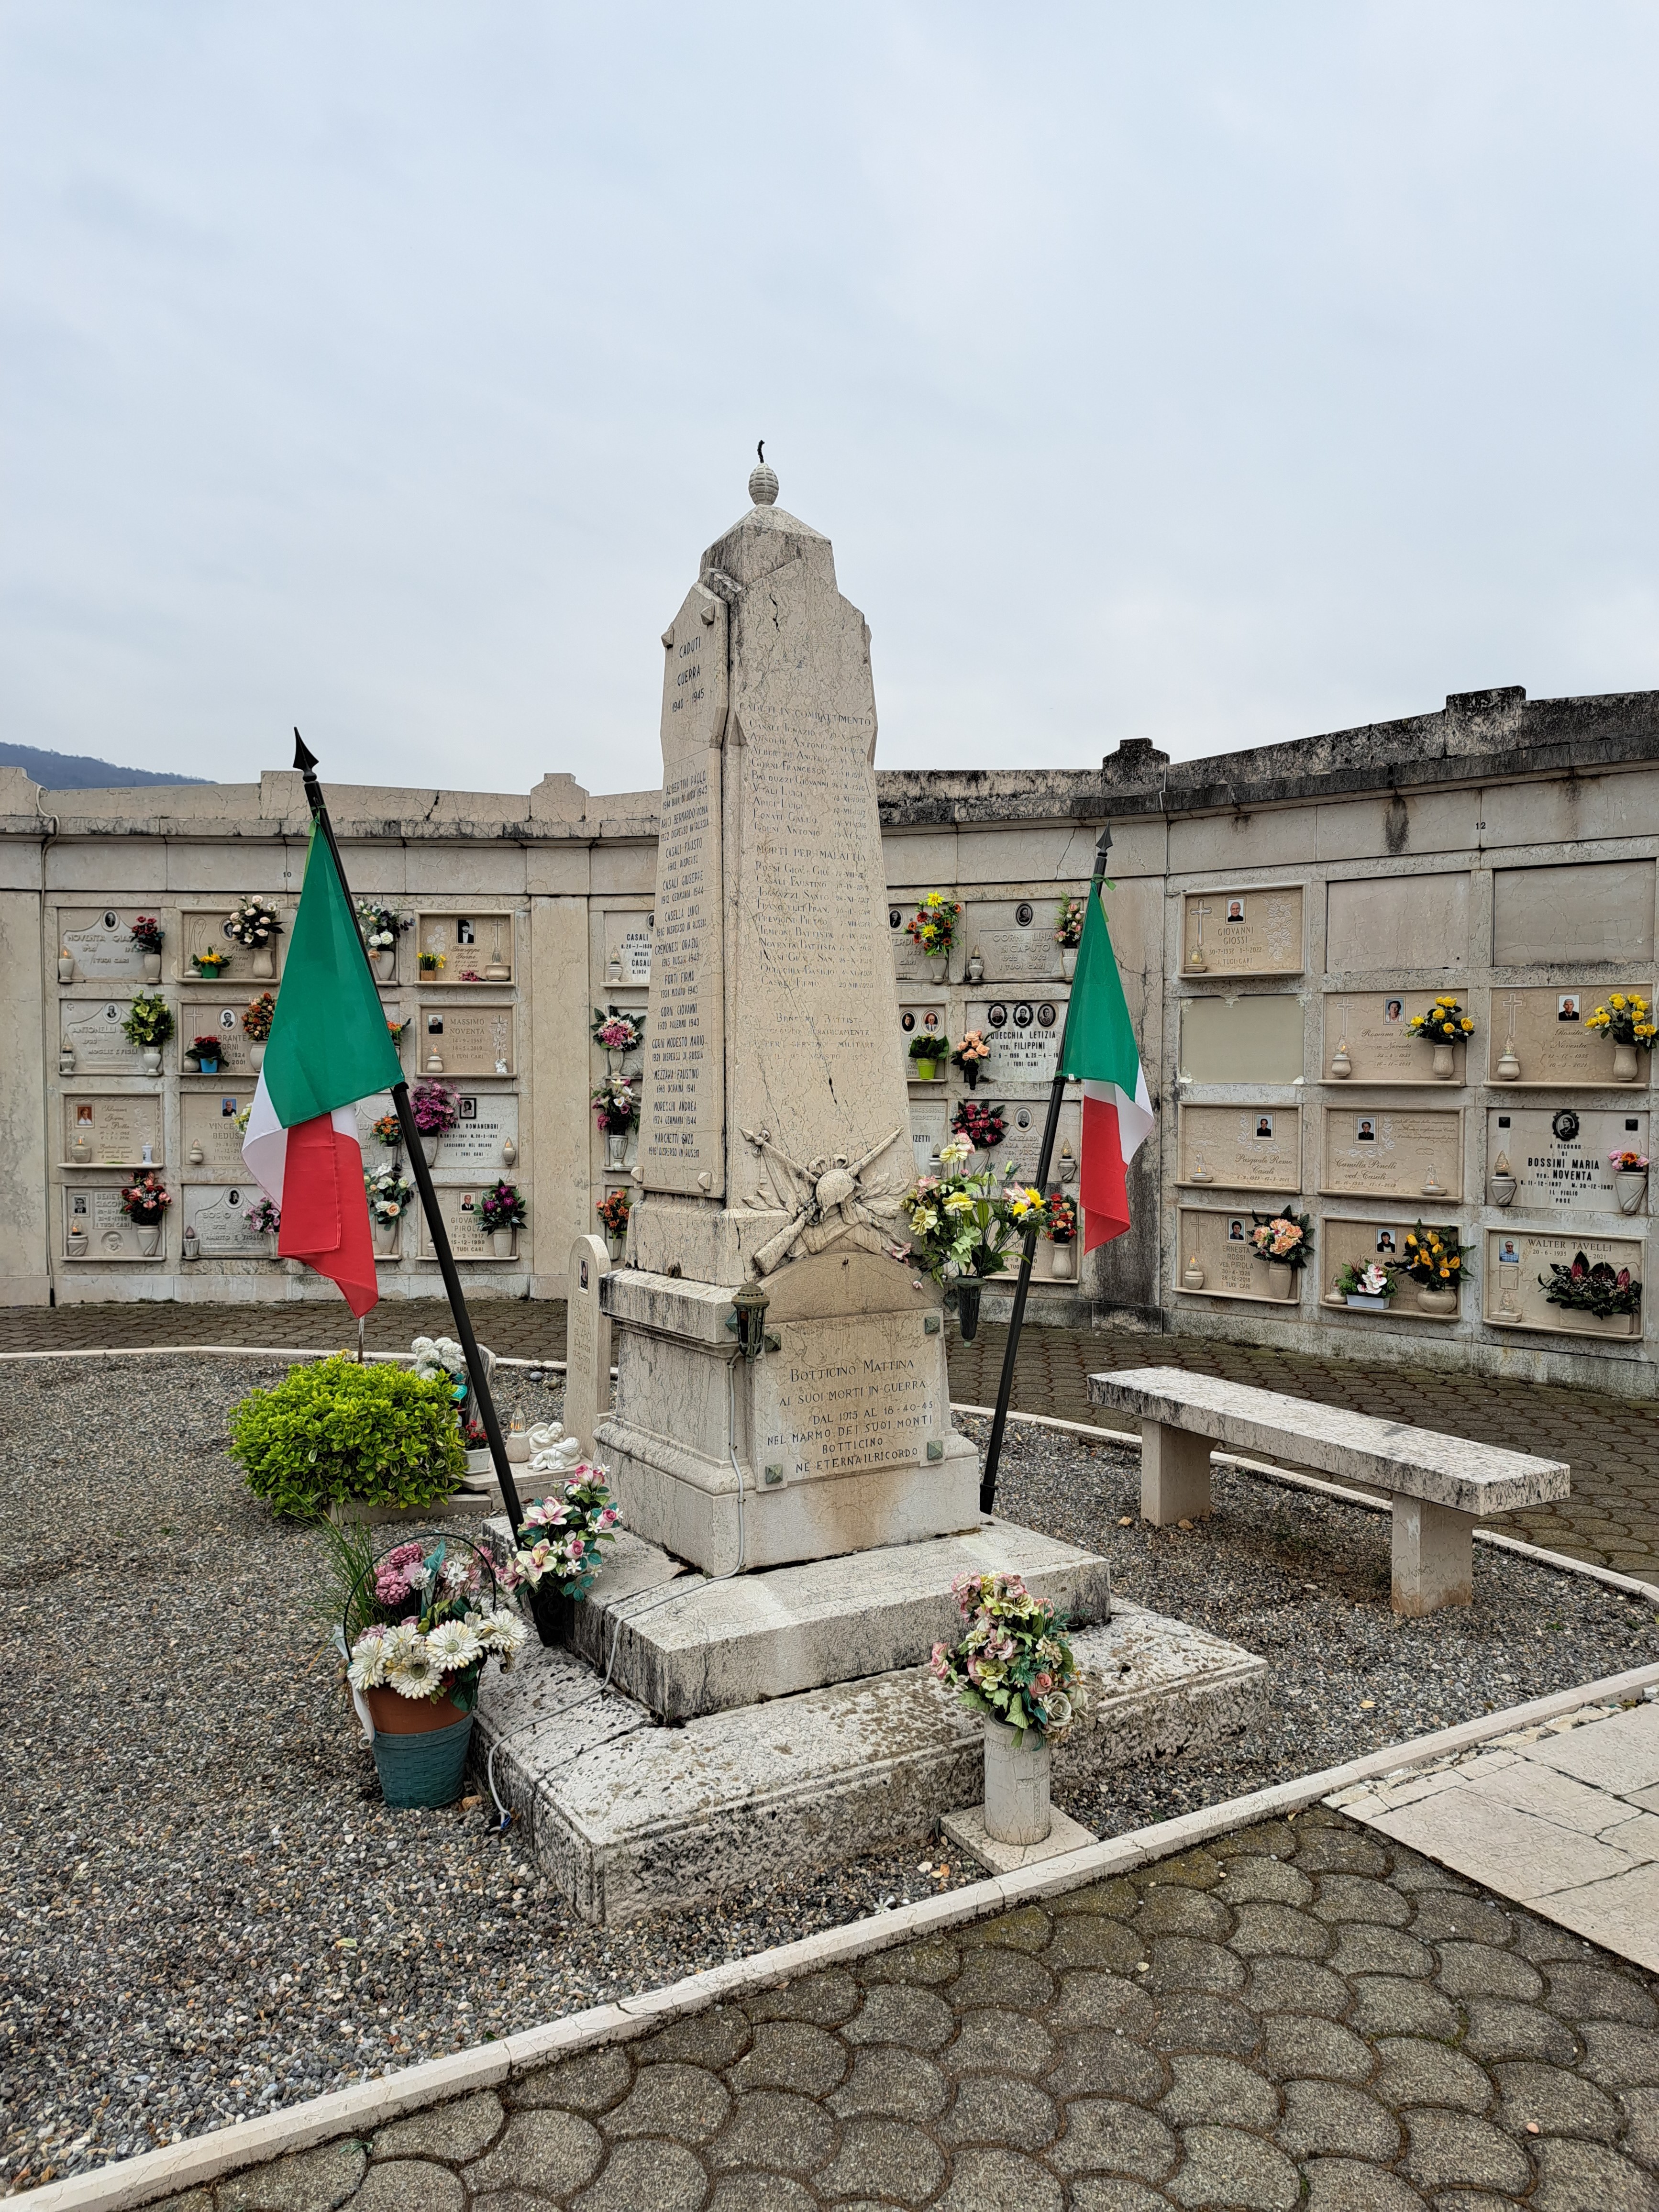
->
[[1392, 1497, 1474, 1615], [1140, 1419, 1213, 1526]]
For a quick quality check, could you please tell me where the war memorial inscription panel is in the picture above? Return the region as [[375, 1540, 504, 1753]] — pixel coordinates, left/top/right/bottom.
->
[[752, 1315, 943, 1484]]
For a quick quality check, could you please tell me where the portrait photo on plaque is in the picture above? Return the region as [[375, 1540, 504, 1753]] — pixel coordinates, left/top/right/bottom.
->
[[1226, 899, 1245, 922], [1558, 994, 1582, 1022], [1356, 1116, 1376, 1142], [1227, 1217, 1247, 1240], [1499, 1237, 1520, 1266], [1376, 1228, 1397, 1254], [1384, 998, 1404, 1022], [1255, 1114, 1274, 1139]]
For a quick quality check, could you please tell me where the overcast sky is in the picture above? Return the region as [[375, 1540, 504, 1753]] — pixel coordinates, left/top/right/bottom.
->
[[3, 4, 1657, 796]]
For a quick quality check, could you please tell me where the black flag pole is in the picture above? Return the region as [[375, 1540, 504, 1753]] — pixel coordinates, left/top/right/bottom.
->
[[291, 729, 527, 1528], [978, 821, 1113, 1515]]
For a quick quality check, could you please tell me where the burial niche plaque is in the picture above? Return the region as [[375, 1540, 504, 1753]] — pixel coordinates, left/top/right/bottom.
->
[[59, 999, 149, 1073], [59, 909, 151, 982], [183, 1183, 271, 1259], [1176, 1207, 1294, 1303], [1489, 1109, 1650, 1215], [418, 1004, 514, 1077], [416, 1187, 503, 1261], [1178, 996, 1305, 1085], [1317, 1215, 1457, 1313], [957, 898, 1066, 984], [62, 1183, 153, 1261], [416, 913, 514, 982], [1321, 1107, 1462, 1200], [62, 1095, 161, 1167], [1487, 986, 1656, 1087], [182, 1088, 256, 1172], [1182, 886, 1303, 977], [176, 905, 289, 982], [179, 996, 267, 1075], [1322, 994, 1469, 1084], [967, 997, 1066, 1088], [1177, 1104, 1301, 1192], [1485, 1228, 1645, 1339]]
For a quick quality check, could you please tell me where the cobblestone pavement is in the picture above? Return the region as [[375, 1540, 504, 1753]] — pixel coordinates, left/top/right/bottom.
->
[[5, 1303, 1656, 1575], [160, 1807, 1659, 2212]]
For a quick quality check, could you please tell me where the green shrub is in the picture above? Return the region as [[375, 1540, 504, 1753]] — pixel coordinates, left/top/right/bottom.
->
[[229, 1355, 466, 1518]]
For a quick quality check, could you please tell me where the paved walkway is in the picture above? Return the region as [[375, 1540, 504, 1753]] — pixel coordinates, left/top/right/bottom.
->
[[1338, 1698, 1659, 1975], [153, 1803, 1659, 2212], [5, 1304, 1657, 1578]]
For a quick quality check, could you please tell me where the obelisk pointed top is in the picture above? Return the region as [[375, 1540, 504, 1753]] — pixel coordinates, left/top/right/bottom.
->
[[748, 439, 779, 507]]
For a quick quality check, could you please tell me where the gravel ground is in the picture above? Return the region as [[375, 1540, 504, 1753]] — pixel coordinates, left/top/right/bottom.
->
[[2, 1361, 1655, 2193], [964, 1413, 1659, 1835]]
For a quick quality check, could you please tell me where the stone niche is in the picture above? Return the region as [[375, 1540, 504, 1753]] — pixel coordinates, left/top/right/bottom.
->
[[963, 995, 1068, 1088], [182, 1086, 257, 1171], [888, 898, 957, 984], [59, 998, 150, 1075], [428, 1089, 520, 1175], [897, 1000, 950, 1080], [1320, 993, 1470, 1084], [1175, 1206, 1299, 1305], [1325, 873, 1469, 975], [1177, 1104, 1302, 1193], [957, 896, 1067, 984], [1316, 1214, 1465, 1321], [1321, 1106, 1462, 1201], [417, 1002, 515, 1077], [907, 1092, 951, 1178], [183, 1183, 272, 1259], [601, 910, 653, 986], [61, 1181, 160, 1262], [1488, 1107, 1650, 1217], [175, 904, 290, 983], [58, 907, 155, 983], [179, 994, 273, 1075], [61, 1094, 161, 1168], [415, 911, 516, 983], [1485, 1227, 1645, 1342], [1493, 861, 1656, 968], [998, 1096, 1084, 1187], [1178, 995, 1304, 1084], [416, 1186, 519, 1262], [1487, 986, 1656, 1088], [1180, 885, 1304, 977]]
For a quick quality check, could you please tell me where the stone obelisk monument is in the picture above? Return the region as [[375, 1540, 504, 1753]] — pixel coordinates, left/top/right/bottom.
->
[[596, 459, 979, 1571]]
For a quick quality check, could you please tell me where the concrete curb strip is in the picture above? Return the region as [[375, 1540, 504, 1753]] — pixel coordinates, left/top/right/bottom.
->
[[23, 1654, 1659, 2212]]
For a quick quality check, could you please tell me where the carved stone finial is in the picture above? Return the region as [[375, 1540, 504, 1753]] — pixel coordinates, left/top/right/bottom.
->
[[749, 438, 779, 507]]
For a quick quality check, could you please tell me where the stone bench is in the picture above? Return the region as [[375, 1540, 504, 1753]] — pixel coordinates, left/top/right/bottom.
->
[[1086, 1365, 1571, 1616]]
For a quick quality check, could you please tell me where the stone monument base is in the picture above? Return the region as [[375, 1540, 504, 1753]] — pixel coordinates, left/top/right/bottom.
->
[[596, 1255, 981, 1574]]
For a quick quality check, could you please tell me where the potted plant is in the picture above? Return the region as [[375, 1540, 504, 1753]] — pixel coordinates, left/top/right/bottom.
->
[[1402, 1221, 1471, 1316], [190, 946, 229, 979], [411, 1077, 458, 1164], [247, 1194, 281, 1258], [354, 900, 410, 982], [231, 1351, 468, 1516], [130, 915, 165, 982], [591, 1073, 639, 1169], [597, 1184, 631, 1261], [906, 891, 962, 980], [372, 1110, 403, 1151], [119, 1171, 171, 1257], [191, 1031, 225, 1074], [478, 1179, 526, 1258], [341, 1533, 527, 1808], [1045, 1190, 1079, 1280], [951, 1097, 1008, 1152], [1539, 1251, 1643, 1335], [907, 1032, 947, 1083], [930, 1571, 1084, 1849], [365, 1162, 413, 1254], [1337, 1259, 1394, 1310], [1248, 1211, 1313, 1301], [951, 1030, 992, 1090], [591, 1006, 645, 1072], [1055, 896, 1087, 981], [1406, 995, 1474, 1080], [1586, 994, 1657, 1084], [901, 1139, 1045, 1342], [120, 991, 174, 1075], [242, 990, 276, 1071], [418, 948, 446, 977], [225, 896, 283, 979], [1610, 1148, 1650, 1216], [506, 1469, 622, 1648]]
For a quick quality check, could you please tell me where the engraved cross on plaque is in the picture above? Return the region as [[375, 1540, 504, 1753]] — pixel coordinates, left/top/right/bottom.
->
[[1190, 902, 1212, 961]]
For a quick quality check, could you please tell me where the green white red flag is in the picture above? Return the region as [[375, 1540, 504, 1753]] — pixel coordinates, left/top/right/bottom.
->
[[242, 827, 404, 1316], [1058, 883, 1153, 1250]]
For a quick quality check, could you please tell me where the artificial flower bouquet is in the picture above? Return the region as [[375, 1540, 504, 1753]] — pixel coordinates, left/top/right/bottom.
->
[[596, 1186, 631, 1242], [930, 1571, 1084, 1744], [191, 1032, 226, 1066], [411, 1078, 459, 1137], [951, 1098, 1007, 1151], [354, 900, 410, 951], [119, 1172, 171, 1224], [1054, 897, 1087, 949], [1586, 993, 1657, 1050], [372, 1111, 403, 1148], [591, 1006, 645, 1055], [121, 992, 174, 1051], [906, 891, 962, 960], [1400, 1221, 1471, 1288], [129, 915, 164, 954], [1045, 1191, 1079, 1245], [1539, 1251, 1642, 1319], [902, 1140, 1044, 1283], [950, 1030, 991, 1088], [1610, 1149, 1651, 1173], [418, 949, 446, 974], [365, 1162, 413, 1223], [1407, 995, 1475, 1045], [1249, 1212, 1314, 1271], [345, 1537, 527, 1721], [242, 990, 276, 1042], [190, 947, 229, 976], [247, 1196, 281, 1239], [478, 1180, 525, 1233], [224, 896, 282, 948], [907, 1032, 948, 1072], [1336, 1259, 1394, 1302], [591, 1072, 640, 1133], [508, 1468, 622, 1645]]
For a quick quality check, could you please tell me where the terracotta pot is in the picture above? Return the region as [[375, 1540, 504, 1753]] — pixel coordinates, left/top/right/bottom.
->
[[1613, 1043, 1640, 1083], [363, 1684, 467, 1736], [251, 946, 276, 979], [1415, 1283, 1458, 1317], [1266, 1262, 1294, 1301], [984, 1716, 1051, 1847], [1432, 1042, 1456, 1080], [142, 953, 162, 983], [1614, 1170, 1648, 1216]]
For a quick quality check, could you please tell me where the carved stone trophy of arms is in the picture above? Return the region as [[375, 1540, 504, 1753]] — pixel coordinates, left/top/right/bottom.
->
[[740, 1125, 907, 1275]]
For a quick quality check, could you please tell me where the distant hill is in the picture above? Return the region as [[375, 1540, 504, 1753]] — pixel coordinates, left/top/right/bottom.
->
[[0, 741, 208, 790]]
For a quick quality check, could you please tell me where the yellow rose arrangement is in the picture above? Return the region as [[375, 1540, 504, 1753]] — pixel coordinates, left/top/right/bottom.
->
[[1405, 995, 1475, 1044], [1585, 992, 1657, 1049]]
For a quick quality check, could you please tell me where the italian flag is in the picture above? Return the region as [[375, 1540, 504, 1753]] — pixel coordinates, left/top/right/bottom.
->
[[242, 827, 405, 1316], [1059, 882, 1153, 1251]]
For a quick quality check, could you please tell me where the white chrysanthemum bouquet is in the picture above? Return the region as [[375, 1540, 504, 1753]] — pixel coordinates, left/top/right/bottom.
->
[[346, 1537, 527, 1711]]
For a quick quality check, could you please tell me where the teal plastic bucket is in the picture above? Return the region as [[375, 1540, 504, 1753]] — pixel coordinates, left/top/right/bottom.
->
[[370, 1713, 475, 1809]]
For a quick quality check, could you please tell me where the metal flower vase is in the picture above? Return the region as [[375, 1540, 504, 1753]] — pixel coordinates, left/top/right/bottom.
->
[[984, 1716, 1051, 1847], [529, 1583, 579, 1650], [951, 1280, 983, 1342]]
